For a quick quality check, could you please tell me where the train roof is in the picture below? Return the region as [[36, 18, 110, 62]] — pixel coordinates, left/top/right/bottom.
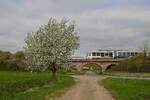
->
[[87, 49, 140, 53], [98, 49, 130, 51]]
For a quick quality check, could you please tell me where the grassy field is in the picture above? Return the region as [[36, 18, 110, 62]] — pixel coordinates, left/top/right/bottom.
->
[[0, 71, 75, 100], [103, 78, 150, 100], [105, 72, 150, 78]]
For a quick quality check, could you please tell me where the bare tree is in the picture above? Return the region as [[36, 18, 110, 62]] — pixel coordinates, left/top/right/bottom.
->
[[139, 40, 150, 64]]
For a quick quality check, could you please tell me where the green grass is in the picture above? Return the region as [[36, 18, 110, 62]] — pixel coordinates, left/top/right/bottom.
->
[[0, 71, 75, 100], [105, 72, 150, 78], [103, 78, 150, 100]]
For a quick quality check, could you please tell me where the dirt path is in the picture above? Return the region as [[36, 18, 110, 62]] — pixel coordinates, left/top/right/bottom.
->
[[58, 74, 115, 100]]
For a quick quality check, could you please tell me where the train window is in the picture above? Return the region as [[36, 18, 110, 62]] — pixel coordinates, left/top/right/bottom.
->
[[101, 53, 104, 57], [105, 53, 108, 56], [109, 53, 113, 57], [92, 52, 96, 56], [123, 52, 126, 56], [127, 52, 130, 56], [131, 52, 134, 56], [118, 52, 122, 56], [97, 53, 100, 56]]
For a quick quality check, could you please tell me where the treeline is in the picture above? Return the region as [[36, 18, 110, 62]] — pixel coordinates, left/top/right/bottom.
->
[[108, 54, 150, 73], [0, 51, 26, 71], [0, 50, 70, 72]]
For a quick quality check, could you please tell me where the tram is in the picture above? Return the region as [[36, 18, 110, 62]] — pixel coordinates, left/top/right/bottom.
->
[[86, 49, 139, 59]]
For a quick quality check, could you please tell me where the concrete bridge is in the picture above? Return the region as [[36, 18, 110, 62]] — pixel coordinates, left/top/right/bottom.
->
[[69, 58, 124, 72]]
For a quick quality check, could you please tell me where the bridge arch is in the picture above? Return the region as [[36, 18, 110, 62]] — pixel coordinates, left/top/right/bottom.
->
[[81, 63, 102, 73], [106, 64, 117, 70]]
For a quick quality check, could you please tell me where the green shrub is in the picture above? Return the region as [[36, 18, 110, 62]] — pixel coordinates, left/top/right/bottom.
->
[[107, 54, 150, 73], [0, 51, 26, 71]]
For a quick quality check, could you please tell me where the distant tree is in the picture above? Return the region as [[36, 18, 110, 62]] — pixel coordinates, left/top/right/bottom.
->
[[0, 51, 12, 60], [0, 51, 12, 70], [24, 18, 80, 80], [14, 51, 25, 59], [0, 50, 26, 71], [13, 51, 26, 71], [140, 40, 150, 64]]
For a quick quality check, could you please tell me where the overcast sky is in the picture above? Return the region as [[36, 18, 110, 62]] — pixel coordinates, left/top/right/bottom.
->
[[0, 0, 150, 57]]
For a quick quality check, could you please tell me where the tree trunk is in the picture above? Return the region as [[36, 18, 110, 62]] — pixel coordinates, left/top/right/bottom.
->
[[144, 52, 146, 64], [51, 63, 57, 81]]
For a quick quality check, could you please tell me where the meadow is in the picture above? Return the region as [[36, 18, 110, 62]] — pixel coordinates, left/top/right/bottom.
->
[[105, 72, 150, 78], [0, 71, 75, 100], [103, 78, 150, 100]]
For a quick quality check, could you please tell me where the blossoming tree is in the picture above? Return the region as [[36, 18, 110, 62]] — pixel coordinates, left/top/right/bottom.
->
[[24, 18, 80, 80]]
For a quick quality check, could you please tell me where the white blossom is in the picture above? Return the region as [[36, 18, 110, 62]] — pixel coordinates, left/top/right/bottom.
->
[[24, 18, 80, 72]]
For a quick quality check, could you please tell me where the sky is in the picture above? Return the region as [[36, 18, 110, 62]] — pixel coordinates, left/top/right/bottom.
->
[[0, 0, 150, 57]]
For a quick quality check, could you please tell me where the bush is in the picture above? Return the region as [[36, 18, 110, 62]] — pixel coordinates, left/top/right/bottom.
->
[[107, 54, 150, 73], [0, 51, 26, 71]]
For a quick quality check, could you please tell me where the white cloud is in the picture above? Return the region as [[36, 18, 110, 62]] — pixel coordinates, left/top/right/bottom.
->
[[0, 0, 150, 56]]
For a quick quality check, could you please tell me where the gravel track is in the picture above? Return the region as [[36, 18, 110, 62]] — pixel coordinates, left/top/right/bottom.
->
[[58, 73, 115, 100]]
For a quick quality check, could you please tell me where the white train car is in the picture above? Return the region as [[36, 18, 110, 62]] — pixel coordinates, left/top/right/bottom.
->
[[86, 50, 115, 59], [86, 49, 139, 59]]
